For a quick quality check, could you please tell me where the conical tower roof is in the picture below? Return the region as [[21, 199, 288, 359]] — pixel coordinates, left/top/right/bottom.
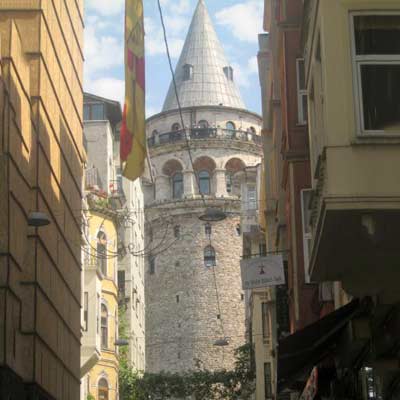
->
[[162, 0, 245, 112]]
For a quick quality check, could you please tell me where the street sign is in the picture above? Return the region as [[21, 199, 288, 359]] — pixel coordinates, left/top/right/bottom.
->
[[240, 254, 285, 290]]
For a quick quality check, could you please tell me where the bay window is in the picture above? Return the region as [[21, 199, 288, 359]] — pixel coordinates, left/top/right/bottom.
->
[[352, 14, 400, 134]]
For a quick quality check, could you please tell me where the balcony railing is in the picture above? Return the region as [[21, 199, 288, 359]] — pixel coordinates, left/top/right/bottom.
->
[[147, 128, 263, 148]]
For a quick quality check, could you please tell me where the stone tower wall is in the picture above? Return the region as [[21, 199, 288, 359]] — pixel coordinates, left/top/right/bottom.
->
[[145, 106, 262, 373]]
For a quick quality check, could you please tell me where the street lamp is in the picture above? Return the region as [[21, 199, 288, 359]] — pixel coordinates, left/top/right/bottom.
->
[[199, 208, 227, 222]]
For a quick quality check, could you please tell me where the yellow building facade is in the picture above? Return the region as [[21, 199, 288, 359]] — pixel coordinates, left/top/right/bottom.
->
[[82, 203, 119, 400], [0, 1, 84, 399]]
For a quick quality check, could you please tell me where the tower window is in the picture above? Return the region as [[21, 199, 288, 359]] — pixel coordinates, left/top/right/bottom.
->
[[198, 170, 211, 195], [172, 172, 184, 199], [174, 225, 181, 238], [223, 66, 234, 81], [149, 256, 156, 275], [183, 64, 194, 81], [204, 245, 216, 267], [226, 172, 233, 193], [226, 121, 236, 131], [172, 123, 181, 131], [198, 120, 209, 128]]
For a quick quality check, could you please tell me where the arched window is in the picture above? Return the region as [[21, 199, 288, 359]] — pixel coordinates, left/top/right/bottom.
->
[[198, 171, 211, 195], [101, 304, 108, 349], [204, 245, 216, 267], [198, 120, 209, 128], [249, 126, 256, 134], [152, 129, 158, 137], [172, 123, 180, 132], [172, 172, 184, 199], [97, 231, 107, 276], [226, 121, 236, 131], [98, 378, 109, 400], [182, 64, 193, 81], [226, 172, 233, 193]]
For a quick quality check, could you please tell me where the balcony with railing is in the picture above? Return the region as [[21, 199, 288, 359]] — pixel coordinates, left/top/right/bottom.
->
[[147, 127, 263, 148]]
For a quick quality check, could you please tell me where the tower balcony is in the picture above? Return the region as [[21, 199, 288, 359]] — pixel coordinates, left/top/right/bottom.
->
[[147, 127, 263, 148]]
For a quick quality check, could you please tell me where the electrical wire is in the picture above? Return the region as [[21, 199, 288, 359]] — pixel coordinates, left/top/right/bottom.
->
[[157, 0, 207, 209], [157, 0, 230, 347]]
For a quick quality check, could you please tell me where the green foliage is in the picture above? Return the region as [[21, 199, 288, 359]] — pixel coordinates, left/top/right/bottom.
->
[[86, 394, 95, 400], [118, 341, 255, 400]]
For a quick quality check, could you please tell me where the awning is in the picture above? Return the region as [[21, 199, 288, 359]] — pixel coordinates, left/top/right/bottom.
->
[[278, 299, 362, 392]]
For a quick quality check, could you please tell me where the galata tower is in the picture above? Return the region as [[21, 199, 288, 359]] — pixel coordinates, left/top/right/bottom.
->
[[144, 0, 262, 373]]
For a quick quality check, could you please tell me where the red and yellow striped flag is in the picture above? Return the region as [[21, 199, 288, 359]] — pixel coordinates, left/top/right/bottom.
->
[[121, 0, 146, 181]]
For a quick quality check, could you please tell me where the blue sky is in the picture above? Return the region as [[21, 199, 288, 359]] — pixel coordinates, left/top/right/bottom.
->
[[84, 0, 264, 116]]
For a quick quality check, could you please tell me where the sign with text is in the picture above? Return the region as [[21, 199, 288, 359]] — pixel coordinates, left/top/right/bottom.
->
[[240, 255, 285, 290], [299, 367, 318, 400]]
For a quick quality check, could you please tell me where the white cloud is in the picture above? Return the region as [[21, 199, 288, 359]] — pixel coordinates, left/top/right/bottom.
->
[[215, 1, 263, 43], [85, 77, 125, 106], [232, 57, 259, 88], [145, 16, 185, 59], [85, 0, 124, 16], [84, 17, 123, 76]]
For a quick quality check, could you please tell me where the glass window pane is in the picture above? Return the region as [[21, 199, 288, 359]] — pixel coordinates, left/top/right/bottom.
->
[[83, 104, 90, 121], [361, 65, 400, 131], [198, 171, 210, 195], [173, 173, 184, 199], [297, 59, 306, 90], [91, 103, 104, 120], [354, 15, 400, 55]]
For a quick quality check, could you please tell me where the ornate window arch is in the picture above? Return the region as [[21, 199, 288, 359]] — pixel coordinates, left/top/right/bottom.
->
[[225, 158, 246, 195], [98, 377, 109, 400], [101, 304, 108, 349], [171, 122, 181, 131], [97, 231, 107, 276], [204, 245, 216, 267], [198, 120, 209, 128], [226, 121, 236, 131]]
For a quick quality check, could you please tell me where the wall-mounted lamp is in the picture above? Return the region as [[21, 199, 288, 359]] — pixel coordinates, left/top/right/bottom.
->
[[28, 212, 51, 227]]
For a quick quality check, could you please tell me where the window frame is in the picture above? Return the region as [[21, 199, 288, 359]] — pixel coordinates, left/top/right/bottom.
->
[[172, 172, 184, 199], [264, 362, 273, 399], [247, 184, 257, 210], [204, 245, 216, 268], [83, 292, 88, 332], [198, 170, 211, 195], [226, 121, 236, 131], [149, 256, 156, 275], [101, 304, 108, 350], [300, 189, 313, 284], [350, 11, 400, 136], [296, 58, 308, 125], [261, 302, 271, 340], [98, 378, 109, 400]]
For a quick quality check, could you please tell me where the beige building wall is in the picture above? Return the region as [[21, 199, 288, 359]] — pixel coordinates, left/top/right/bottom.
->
[[82, 211, 119, 400], [0, 1, 84, 399]]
